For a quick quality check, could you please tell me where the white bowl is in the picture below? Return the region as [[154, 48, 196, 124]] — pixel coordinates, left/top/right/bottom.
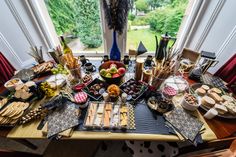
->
[[181, 96, 200, 111], [4, 78, 23, 91]]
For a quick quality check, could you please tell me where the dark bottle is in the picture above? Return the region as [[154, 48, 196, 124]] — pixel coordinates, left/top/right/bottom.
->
[[155, 32, 171, 61]]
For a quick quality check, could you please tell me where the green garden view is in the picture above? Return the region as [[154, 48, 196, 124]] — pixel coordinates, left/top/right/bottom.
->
[[45, 0, 188, 52]]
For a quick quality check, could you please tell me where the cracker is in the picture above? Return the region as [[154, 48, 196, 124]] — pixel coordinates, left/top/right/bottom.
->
[[10, 119, 19, 125], [1, 107, 13, 117], [8, 109, 22, 118], [11, 111, 24, 120]]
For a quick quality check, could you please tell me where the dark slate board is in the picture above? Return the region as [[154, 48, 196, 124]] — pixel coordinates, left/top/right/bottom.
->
[[75, 101, 172, 135]]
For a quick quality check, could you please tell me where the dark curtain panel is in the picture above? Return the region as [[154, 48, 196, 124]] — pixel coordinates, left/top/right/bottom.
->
[[0, 52, 16, 86], [214, 53, 236, 93]]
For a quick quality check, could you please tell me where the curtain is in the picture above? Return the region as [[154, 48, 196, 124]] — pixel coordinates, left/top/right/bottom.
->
[[214, 53, 236, 92], [0, 52, 16, 86]]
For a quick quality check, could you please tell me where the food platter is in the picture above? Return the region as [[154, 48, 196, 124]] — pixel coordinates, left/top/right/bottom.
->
[[146, 91, 174, 114], [0, 100, 32, 127], [120, 79, 148, 101], [191, 83, 236, 119], [82, 78, 108, 100]]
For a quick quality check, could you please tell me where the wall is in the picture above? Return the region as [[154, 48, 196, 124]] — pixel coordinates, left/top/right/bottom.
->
[[0, 0, 52, 70], [185, 0, 236, 73]]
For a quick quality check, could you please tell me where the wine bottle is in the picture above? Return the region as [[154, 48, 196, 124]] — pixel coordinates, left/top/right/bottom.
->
[[60, 36, 73, 54]]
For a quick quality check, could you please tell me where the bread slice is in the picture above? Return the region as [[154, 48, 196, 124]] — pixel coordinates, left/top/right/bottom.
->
[[201, 96, 215, 108], [201, 85, 210, 91], [208, 92, 223, 103], [214, 104, 227, 114], [195, 88, 206, 96], [211, 87, 222, 94], [221, 95, 234, 102]]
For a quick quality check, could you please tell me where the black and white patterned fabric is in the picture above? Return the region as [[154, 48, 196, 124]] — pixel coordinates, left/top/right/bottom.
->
[[165, 107, 203, 142], [47, 103, 79, 138], [126, 141, 179, 157]]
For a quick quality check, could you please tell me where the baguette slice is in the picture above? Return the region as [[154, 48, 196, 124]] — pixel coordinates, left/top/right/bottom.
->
[[201, 96, 215, 108]]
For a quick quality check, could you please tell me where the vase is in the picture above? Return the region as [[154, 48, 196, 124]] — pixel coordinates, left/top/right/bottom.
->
[[110, 30, 121, 61]]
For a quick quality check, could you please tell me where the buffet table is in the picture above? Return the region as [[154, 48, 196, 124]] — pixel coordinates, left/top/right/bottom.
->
[[0, 59, 235, 152]]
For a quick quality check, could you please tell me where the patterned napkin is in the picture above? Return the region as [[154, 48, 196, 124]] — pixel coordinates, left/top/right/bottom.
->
[[47, 102, 79, 138], [165, 107, 203, 142]]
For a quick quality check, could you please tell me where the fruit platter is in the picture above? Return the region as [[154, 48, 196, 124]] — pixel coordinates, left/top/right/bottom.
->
[[120, 79, 148, 101], [99, 61, 126, 84]]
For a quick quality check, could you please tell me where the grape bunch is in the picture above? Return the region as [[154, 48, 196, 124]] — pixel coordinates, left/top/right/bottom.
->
[[51, 64, 69, 75], [40, 82, 56, 98]]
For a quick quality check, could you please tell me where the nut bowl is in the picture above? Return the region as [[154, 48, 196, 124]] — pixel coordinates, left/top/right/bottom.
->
[[181, 93, 200, 111], [99, 61, 126, 85]]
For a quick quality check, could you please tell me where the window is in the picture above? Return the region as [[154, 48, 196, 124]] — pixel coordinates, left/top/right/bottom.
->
[[127, 0, 189, 53], [44, 0, 104, 53], [26, 0, 197, 57]]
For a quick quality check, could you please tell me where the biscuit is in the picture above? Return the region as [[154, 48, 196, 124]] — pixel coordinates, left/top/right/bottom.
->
[[195, 88, 206, 96], [201, 96, 215, 108], [11, 111, 24, 120], [214, 104, 228, 114], [201, 85, 210, 91], [211, 88, 222, 94], [221, 95, 234, 102], [208, 92, 223, 103]]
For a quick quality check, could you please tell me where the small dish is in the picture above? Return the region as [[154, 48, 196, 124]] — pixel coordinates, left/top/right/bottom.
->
[[181, 93, 200, 111], [147, 92, 174, 114], [82, 78, 108, 100], [4, 78, 23, 91], [120, 79, 148, 101]]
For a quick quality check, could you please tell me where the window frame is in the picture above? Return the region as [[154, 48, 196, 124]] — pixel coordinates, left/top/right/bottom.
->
[[25, 0, 203, 57]]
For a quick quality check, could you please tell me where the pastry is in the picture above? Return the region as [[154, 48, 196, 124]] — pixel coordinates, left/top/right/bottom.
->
[[195, 88, 206, 96], [107, 84, 120, 97], [201, 96, 215, 108], [224, 101, 236, 115], [214, 104, 227, 114], [208, 92, 223, 103], [201, 85, 210, 91], [221, 95, 234, 102], [32, 61, 53, 74], [14, 83, 33, 100], [210, 87, 222, 94]]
